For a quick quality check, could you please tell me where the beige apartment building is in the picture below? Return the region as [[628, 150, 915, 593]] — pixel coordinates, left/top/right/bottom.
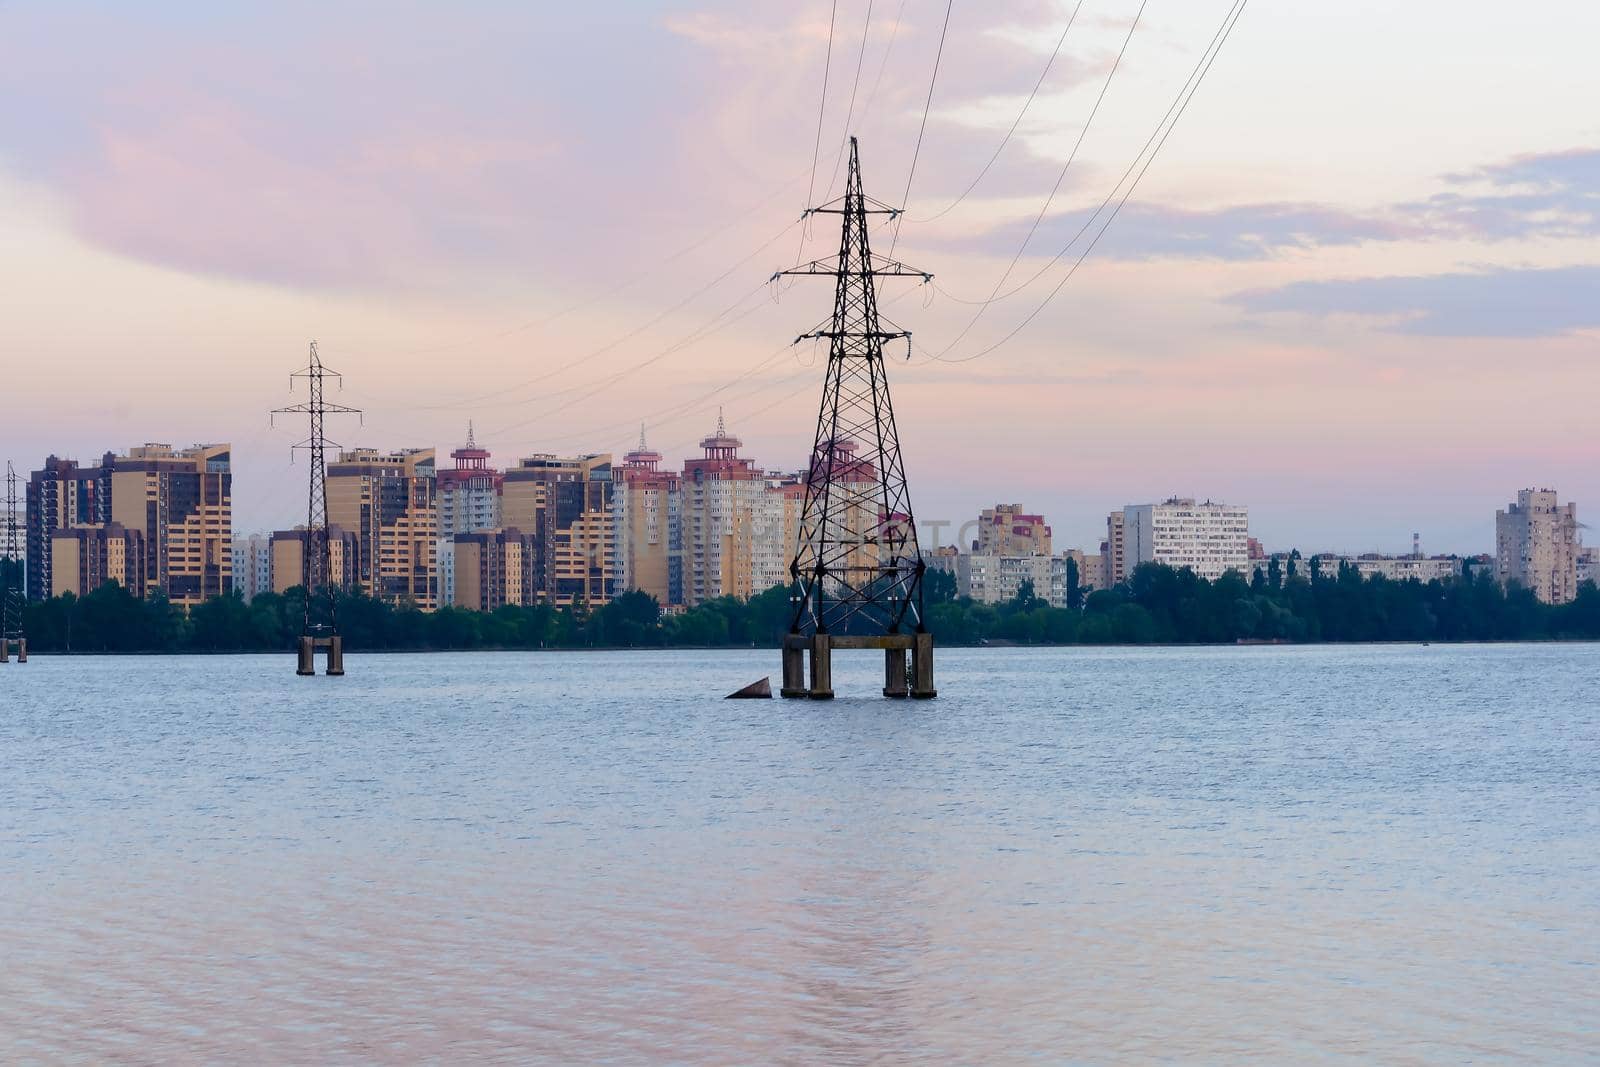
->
[[1102, 510, 1127, 587], [326, 448, 439, 610], [269, 526, 358, 596], [614, 435, 682, 606], [49, 523, 146, 598], [452, 528, 538, 611], [977, 505, 1053, 556], [109, 443, 233, 607], [1495, 488, 1579, 604], [503, 453, 616, 607]]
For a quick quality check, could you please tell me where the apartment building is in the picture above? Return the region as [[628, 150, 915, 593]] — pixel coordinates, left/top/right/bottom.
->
[[1122, 498, 1249, 582], [326, 448, 439, 609], [1495, 488, 1579, 605]]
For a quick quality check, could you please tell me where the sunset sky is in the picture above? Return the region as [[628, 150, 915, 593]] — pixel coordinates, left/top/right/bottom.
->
[[2, 0, 1597, 554]]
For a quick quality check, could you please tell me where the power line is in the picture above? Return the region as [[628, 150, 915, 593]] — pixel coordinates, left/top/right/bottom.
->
[[938, 0, 1251, 364], [800, 0, 841, 264], [912, 0, 1086, 224], [933, 0, 1249, 311], [933, 0, 1148, 357], [823, 0, 876, 199], [888, 0, 955, 257], [423, 216, 802, 412], [859, 0, 910, 128]]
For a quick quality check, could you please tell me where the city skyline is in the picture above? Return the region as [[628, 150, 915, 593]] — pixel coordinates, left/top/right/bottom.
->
[[3, 2, 1598, 555]]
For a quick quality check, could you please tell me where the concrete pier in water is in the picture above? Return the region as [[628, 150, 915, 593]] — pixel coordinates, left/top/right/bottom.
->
[[781, 632, 935, 700], [0, 638, 25, 663], [297, 635, 344, 677]]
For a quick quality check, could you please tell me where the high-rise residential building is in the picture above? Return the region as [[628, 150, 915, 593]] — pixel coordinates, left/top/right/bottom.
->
[[1079, 551, 1108, 592], [1123, 498, 1249, 581], [452, 528, 538, 611], [25, 453, 113, 601], [503, 452, 615, 607], [1102, 510, 1127, 587], [110, 443, 233, 607], [326, 448, 439, 609], [614, 431, 682, 606], [976, 505, 1052, 556], [680, 416, 768, 606], [438, 425, 503, 536], [48, 523, 146, 599], [955, 552, 1078, 608], [753, 474, 807, 595], [231, 533, 273, 602], [269, 526, 358, 596], [1578, 546, 1600, 590], [1495, 489, 1579, 605]]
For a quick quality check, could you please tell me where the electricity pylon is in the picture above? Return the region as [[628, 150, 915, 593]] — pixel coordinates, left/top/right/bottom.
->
[[773, 137, 936, 699], [2, 461, 25, 663], [272, 341, 361, 676]]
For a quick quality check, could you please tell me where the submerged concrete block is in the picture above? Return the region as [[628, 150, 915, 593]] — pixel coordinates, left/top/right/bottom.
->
[[727, 677, 773, 699]]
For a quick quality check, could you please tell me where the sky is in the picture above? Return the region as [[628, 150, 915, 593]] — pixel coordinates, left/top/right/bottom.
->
[[1, 0, 1597, 555]]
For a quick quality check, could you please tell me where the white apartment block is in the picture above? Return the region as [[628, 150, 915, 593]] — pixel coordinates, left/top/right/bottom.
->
[[1246, 554, 1463, 584], [956, 553, 1079, 609], [1577, 546, 1600, 590], [231, 532, 272, 603], [1123, 498, 1249, 581], [1495, 488, 1579, 604], [436, 539, 455, 610]]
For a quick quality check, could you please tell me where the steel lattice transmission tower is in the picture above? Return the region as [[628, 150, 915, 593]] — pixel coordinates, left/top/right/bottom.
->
[[774, 137, 936, 699], [272, 341, 361, 676], [2, 461, 26, 663]]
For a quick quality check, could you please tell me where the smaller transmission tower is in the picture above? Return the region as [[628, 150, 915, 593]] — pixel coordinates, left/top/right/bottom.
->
[[272, 341, 361, 676], [2, 461, 26, 664]]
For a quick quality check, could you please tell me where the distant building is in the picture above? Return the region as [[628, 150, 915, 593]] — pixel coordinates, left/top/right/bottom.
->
[[503, 452, 615, 607], [1495, 489, 1578, 605], [679, 415, 767, 606], [975, 505, 1052, 556], [956, 552, 1078, 608], [326, 448, 439, 609], [110, 443, 233, 607], [452, 528, 539, 611], [438, 425, 503, 536], [1079, 550, 1108, 593], [753, 473, 807, 596], [613, 430, 682, 607], [231, 533, 273, 602], [26, 453, 113, 601], [49, 523, 146, 599], [1578, 546, 1600, 590], [1246, 554, 1463, 584], [269, 526, 358, 596], [1123, 498, 1249, 582], [1102, 511, 1127, 586]]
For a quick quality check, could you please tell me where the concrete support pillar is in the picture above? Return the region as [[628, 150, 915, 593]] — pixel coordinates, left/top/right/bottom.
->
[[296, 636, 316, 676], [808, 633, 833, 700], [0, 641, 8, 664], [325, 636, 345, 677], [15, 639, 25, 664], [911, 632, 936, 699], [883, 647, 908, 698], [780, 641, 807, 698]]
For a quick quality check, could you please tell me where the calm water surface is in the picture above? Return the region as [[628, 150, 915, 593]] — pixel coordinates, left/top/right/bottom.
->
[[1, 645, 1596, 1063]]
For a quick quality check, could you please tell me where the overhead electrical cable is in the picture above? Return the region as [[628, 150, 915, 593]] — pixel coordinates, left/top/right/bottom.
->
[[934, 0, 1248, 309], [888, 0, 955, 256], [823, 0, 877, 198], [798, 0, 841, 263], [424, 216, 803, 412], [912, 0, 1086, 224], [932, 0, 1148, 357], [937, 0, 1251, 364], [858, 0, 910, 127]]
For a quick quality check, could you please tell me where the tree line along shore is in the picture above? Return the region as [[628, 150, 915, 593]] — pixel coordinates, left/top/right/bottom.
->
[[5, 560, 1600, 653]]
